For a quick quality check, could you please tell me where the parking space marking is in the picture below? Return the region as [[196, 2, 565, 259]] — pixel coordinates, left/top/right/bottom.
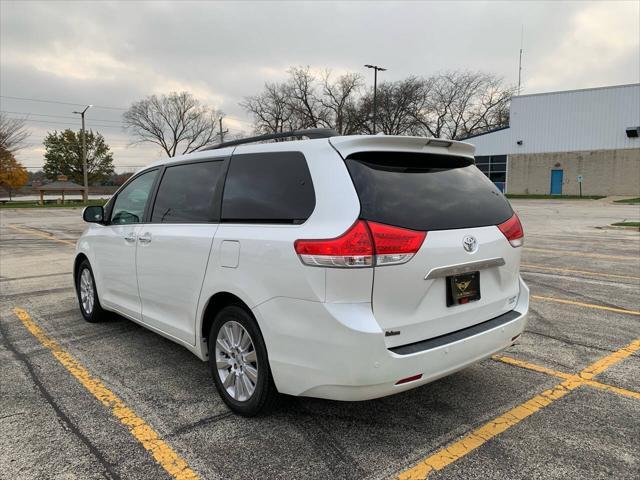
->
[[580, 339, 640, 379], [521, 263, 640, 281], [493, 355, 573, 379], [13, 308, 201, 480], [531, 295, 640, 316], [6, 224, 76, 246], [494, 355, 640, 400], [524, 247, 635, 261], [397, 338, 640, 479]]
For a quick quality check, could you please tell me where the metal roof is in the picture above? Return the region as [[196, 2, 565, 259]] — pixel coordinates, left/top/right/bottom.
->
[[469, 83, 640, 155]]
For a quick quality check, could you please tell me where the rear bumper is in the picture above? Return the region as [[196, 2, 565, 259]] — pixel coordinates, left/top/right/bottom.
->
[[255, 277, 529, 401]]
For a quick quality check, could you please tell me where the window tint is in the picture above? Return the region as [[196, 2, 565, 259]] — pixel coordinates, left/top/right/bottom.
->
[[151, 161, 224, 223], [110, 170, 158, 225], [345, 152, 513, 231], [222, 152, 315, 223]]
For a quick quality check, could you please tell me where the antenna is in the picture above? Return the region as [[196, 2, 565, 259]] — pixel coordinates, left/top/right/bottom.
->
[[517, 25, 524, 95]]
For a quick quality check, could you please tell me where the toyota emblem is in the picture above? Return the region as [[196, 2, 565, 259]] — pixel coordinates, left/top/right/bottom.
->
[[462, 235, 478, 253]]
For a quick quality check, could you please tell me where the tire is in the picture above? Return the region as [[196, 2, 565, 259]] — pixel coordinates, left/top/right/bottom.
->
[[76, 259, 106, 323], [208, 305, 278, 416]]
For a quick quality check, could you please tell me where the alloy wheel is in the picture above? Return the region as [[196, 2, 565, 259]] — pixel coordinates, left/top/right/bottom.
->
[[79, 268, 95, 315], [215, 320, 258, 402]]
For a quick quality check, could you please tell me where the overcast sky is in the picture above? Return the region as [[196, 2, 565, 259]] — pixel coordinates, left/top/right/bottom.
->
[[1, 0, 638, 172]]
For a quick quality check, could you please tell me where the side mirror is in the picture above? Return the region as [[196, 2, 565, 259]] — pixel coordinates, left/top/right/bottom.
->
[[83, 205, 104, 223]]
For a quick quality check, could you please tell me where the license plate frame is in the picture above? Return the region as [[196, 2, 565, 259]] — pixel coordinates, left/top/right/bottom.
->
[[446, 271, 481, 307]]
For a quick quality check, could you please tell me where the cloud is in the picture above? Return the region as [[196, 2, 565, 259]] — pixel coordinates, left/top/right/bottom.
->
[[526, 1, 639, 91], [148, 77, 225, 107], [1, 0, 638, 170], [3, 43, 132, 81]]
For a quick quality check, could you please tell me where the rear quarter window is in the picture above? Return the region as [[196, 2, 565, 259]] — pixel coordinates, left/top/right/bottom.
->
[[221, 152, 315, 224], [345, 151, 513, 231]]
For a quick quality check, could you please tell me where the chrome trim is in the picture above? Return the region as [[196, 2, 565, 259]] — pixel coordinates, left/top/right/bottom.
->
[[424, 257, 506, 280]]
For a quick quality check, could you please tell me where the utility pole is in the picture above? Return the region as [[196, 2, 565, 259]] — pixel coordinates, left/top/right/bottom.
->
[[364, 64, 387, 134], [517, 25, 524, 95], [219, 116, 228, 144], [73, 104, 92, 201]]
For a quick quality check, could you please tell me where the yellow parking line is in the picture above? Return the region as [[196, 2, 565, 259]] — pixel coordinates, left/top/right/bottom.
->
[[524, 247, 634, 261], [493, 355, 573, 380], [521, 263, 640, 281], [580, 339, 640, 379], [494, 355, 640, 400], [531, 295, 640, 316], [583, 378, 640, 399], [7, 224, 76, 246], [397, 380, 579, 479], [397, 338, 640, 479], [13, 308, 200, 480]]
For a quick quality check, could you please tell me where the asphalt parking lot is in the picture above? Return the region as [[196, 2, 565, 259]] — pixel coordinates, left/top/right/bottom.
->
[[1, 199, 639, 480]]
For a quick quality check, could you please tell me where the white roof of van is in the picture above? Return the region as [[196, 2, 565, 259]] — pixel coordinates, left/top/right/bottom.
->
[[142, 134, 475, 171]]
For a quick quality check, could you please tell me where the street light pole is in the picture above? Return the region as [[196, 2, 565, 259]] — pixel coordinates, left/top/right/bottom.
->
[[364, 64, 387, 134], [73, 105, 92, 201]]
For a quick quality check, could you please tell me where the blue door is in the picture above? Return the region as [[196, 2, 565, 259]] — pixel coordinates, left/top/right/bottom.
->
[[550, 170, 563, 195]]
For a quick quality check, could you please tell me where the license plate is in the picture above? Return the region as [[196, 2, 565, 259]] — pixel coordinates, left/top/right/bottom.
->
[[447, 271, 480, 306]]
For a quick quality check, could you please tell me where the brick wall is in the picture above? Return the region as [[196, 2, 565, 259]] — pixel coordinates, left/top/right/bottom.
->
[[506, 149, 640, 195]]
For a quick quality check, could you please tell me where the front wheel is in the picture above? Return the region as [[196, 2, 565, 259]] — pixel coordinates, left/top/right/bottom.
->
[[76, 260, 106, 323], [208, 305, 278, 416]]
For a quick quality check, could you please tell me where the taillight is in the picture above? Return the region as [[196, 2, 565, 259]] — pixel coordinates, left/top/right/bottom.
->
[[294, 220, 426, 267], [367, 221, 426, 266], [498, 213, 524, 247], [294, 220, 374, 267]]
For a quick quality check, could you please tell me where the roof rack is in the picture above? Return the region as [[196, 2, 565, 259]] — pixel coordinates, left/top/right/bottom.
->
[[200, 128, 339, 151]]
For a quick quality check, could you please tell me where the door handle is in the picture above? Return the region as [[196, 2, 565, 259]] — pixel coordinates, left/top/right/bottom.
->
[[124, 233, 137, 243], [138, 232, 152, 244]]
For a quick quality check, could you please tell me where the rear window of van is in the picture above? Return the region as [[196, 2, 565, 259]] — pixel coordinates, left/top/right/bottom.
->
[[345, 152, 513, 231]]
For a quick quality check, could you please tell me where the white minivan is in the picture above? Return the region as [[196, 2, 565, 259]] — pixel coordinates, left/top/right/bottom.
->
[[75, 130, 529, 416]]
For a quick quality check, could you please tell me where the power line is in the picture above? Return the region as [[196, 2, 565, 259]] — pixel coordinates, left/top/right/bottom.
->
[[6, 117, 123, 130], [2, 94, 254, 126], [5, 112, 244, 134], [1, 110, 124, 124], [0, 95, 127, 110]]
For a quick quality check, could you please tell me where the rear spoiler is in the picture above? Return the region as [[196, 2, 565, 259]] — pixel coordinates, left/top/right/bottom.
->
[[329, 135, 475, 160]]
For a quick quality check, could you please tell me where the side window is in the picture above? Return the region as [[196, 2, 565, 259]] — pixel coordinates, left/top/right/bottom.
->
[[221, 152, 315, 224], [151, 160, 224, 223], [110, 170, 158, 225]]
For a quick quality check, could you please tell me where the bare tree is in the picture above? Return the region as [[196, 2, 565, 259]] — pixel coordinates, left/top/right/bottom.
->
[[123, 92, 222, 156], [357, 77, 425, 135], [286, 66, 331, 129], [240, 68, 513, 140], [320, 70, 363, 134], [243, 67, 361, 135], [412, 72, 513, 139], [240, 82, 298, 134], [0, 113, 30, 154]]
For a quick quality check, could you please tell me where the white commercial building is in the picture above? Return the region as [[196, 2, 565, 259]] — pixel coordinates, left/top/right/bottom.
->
[[467, 83, 640, 196]]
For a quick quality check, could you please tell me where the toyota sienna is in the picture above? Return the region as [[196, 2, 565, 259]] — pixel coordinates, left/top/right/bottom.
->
[[75, 130, 529, 416]]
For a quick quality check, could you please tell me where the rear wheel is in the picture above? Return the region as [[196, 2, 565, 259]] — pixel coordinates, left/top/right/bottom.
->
[[76, 260, 106, 323], [208, 305, 278, 416]]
